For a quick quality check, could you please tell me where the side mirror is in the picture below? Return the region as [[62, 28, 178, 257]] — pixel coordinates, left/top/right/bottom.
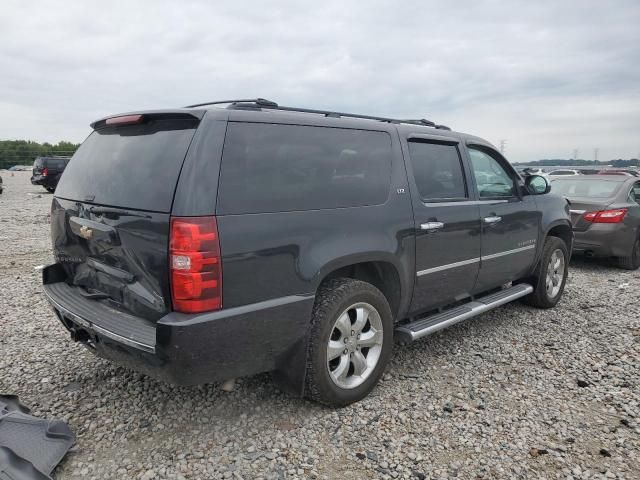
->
[[525, 175, 551, 195]]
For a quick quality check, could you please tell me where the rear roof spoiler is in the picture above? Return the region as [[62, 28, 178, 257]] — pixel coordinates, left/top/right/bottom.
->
[[91, 109, 205, 129]]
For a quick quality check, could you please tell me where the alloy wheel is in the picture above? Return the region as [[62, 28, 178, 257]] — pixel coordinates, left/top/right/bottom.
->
[[545, 248, 565, 298], [326, 302, 384, 389]]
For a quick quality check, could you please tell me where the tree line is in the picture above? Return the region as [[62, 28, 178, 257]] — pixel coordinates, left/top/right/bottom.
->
[[1, 138, 638, 170], [0, 140, 80, 169]]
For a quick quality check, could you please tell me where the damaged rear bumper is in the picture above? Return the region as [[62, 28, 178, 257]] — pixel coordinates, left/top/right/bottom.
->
[[42, 264, 314, 386]]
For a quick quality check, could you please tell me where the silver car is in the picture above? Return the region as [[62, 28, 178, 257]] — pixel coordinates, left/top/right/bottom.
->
[[552, 176, 640, 269]]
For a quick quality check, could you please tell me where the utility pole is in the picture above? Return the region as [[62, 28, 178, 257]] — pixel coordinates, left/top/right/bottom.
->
[[499, 139, 507, 155], [573, 149, 579, 161], [594, 148, 599, 162]]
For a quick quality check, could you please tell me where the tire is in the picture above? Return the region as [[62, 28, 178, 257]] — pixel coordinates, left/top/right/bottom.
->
[[522, 236, 569, 309], [617, 235, 640, 270], [304, 278, 393, 407], [45, 186, 55, 193]]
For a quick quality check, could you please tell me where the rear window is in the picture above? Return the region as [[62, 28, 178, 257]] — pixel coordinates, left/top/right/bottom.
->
[[217, 123, 392, 214], [551, 179, 622, 198], [48, 159, 67, 169], [55, 118, 198, 212]]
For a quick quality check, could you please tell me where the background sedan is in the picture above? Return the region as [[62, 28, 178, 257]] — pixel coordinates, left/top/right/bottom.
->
[[552, 176, 640, 269]]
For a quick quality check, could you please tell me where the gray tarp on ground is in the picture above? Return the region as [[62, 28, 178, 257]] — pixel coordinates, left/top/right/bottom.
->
[[0, 395, 74, 480]]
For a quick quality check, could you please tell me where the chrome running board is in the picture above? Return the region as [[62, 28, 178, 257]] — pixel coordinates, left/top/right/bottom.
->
[[395, 283, 533, 342]]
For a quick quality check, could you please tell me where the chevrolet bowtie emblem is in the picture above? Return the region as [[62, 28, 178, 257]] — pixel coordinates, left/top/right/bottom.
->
[[79, 225, 93, 240]]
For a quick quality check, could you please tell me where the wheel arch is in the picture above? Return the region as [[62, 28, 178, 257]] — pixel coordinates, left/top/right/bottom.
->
[[529, 220, 573, 274], [546, 221, 573, 251], [313, 254, 409, 321]]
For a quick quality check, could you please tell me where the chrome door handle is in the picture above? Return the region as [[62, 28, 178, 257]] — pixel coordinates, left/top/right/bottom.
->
[[484, 216, 502, 224], [420, 221, 445, 231]]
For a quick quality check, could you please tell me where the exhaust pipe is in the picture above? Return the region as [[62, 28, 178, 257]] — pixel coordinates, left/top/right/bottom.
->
[[69, 327, 90, 343]]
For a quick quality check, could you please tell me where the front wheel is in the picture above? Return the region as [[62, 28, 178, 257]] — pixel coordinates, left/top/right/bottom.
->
[[522, 236, 569, 308], [304, 278, 393, 407]]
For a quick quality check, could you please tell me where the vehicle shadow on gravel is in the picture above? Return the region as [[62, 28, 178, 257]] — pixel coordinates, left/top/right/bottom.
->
[[569, 255, 622, 272]]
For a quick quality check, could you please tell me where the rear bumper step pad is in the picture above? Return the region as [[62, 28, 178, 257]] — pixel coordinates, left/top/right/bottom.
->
[[43, 281, 156, 352]]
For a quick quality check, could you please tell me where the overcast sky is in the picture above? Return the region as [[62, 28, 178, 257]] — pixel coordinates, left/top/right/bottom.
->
[[1, 0, 639, 162]]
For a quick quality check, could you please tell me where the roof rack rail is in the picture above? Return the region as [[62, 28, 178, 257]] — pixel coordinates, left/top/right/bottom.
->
[[183, 98, 278, 108], [184, 98, 451, 130]]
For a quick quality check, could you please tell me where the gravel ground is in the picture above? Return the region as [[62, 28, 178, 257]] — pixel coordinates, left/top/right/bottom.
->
[[1, 171, 639, 480]]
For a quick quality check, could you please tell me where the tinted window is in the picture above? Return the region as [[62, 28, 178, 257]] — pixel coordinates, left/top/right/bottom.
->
[[469, 148, 516, 198], [55, 118, 198, 212], [630, 183, 640, 204], [407, 141, 466, 200], [552, 179, 623, 198], [48, 159, 67, 169], [217, 123, 392, 214]]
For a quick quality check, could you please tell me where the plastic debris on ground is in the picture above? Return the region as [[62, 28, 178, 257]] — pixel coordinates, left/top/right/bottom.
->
[[0, 395, 75, 480]]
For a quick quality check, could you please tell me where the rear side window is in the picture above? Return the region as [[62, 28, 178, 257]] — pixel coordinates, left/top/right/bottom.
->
[[217, 123, 392, 214], [407, 141, 467, 200], [55, 118, 198, 212]]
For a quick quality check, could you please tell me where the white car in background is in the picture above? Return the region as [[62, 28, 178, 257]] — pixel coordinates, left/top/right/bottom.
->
[[548, 169, 581, 178], [518, 167, 550, 180]]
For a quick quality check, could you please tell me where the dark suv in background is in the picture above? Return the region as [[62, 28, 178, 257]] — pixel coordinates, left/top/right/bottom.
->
[[31, 156, 70, 192], [42, 99, 572, 406]]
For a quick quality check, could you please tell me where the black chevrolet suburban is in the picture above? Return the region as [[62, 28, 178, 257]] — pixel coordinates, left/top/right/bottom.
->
[[43, 99, 573, 406]]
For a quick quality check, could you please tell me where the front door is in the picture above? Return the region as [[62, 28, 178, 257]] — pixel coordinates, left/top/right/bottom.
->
[[466, 145, 540, 292], [403, 137, 482, 314]]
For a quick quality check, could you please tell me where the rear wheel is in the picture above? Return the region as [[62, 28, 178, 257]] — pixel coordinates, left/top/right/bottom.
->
[[45, 186, 55, 193], [617, 235, 640, 270], [522, 236, 569, 308], [304, 278, 393, 407]]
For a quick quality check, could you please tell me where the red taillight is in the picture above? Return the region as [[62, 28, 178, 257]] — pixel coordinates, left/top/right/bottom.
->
[[170, 216, 222, 313], [583, 208, 628, 223], [41, 167, 49, 177], [105, 114, 144, 126]]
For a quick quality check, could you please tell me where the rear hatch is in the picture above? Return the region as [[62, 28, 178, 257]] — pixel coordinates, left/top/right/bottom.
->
[[51, 111, 202, 321], [32, 157, 44, 177]]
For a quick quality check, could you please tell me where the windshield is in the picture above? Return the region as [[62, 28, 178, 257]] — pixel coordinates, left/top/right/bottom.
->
[[551, 179, 622, 198]]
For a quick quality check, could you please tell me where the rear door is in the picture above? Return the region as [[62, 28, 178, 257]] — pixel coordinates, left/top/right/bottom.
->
[[51, 112, 203, 321], [402, 135, 481, 313], [466, 145, 540, 292]]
